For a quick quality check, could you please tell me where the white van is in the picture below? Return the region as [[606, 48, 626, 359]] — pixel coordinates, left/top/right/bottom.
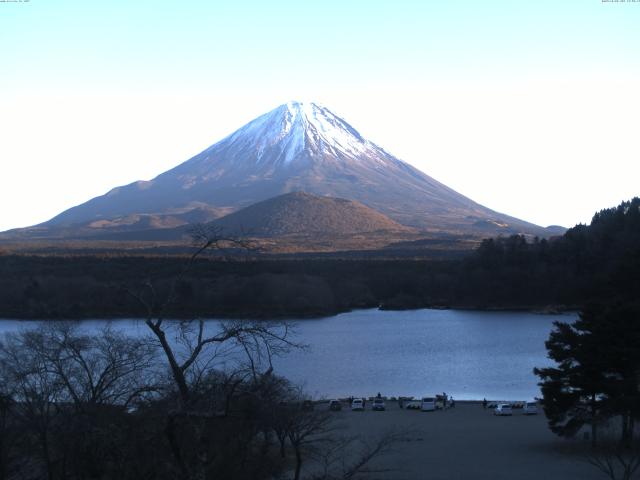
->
[[421, 397, 436, 411]]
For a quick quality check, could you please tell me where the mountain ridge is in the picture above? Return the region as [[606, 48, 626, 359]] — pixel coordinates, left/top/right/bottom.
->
[[6, 101, 561, 241]]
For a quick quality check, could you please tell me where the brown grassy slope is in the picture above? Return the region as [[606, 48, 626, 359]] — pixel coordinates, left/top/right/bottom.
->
[[211, 191, 414, 237]]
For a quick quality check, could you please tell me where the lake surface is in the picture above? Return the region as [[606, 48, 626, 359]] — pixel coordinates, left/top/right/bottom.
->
[[0, 309, 576, 401]]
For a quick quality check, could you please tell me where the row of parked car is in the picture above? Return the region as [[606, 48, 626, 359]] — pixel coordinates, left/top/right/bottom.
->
[[325, 398, 539, 415], [405, 397, 439, 411], [493, 402, 538, 416], [328, 398, 388, 411], [327, 398, 387, 411], [329, 397, 441, 412]]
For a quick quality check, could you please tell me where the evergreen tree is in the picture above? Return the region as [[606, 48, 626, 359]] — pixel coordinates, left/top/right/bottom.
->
[[586, 303, 640, 447], [535, 302, 640, 446]]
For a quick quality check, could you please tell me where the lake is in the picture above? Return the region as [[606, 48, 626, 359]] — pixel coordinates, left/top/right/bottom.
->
[[0, 309, 575, 401]]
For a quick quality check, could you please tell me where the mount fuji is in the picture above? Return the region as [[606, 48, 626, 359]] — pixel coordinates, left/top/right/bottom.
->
[[11, 101, 558, 241]]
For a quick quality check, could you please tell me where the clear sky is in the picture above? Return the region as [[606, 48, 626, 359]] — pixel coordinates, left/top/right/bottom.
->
[[1, 0, 639, 231]]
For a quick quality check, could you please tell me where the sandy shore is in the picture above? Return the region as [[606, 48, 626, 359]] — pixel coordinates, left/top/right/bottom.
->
[[306, 401, 601, 480]]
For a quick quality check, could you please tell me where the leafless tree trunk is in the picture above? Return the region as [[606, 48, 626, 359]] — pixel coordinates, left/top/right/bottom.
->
[[586, 447, 640, 480], [0, 393, 12, 480], [125, 225, 301, 480], [309, 428, 412, 480], [283, 401, 336, 480], [0, 337, 62, 480], [0, 323, 159, 480], [585, 428, 640, 480], [127, 225, 298, 407]]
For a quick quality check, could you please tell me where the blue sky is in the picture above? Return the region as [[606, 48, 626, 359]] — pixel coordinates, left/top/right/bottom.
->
[[1, 0, 639, 230]]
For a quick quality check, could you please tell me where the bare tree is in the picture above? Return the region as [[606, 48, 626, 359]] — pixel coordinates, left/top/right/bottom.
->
[[0, 381, 17, 480], [124, 225, 301, 480], [15, 323, 159, 410], [270, 389, 410, 480], [0, 323, 160, 480], [126, 225, 297, 407], [0, 331, 66, 480], [287, 407, 336, 480], [309, 429, 411, 480], [585, 433, 640, 480]]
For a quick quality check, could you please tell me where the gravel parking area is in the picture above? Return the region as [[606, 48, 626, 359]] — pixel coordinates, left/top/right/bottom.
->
[[311, 401, 601, 480]]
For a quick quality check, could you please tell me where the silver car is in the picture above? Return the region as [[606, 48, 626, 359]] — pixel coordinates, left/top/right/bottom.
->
[[494, 403, 513, 416]]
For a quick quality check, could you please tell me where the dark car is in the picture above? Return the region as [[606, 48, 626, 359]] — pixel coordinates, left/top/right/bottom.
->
[[328, 400, 342, 411]]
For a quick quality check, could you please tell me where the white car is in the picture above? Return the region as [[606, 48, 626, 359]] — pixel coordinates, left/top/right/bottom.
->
[[523, 402, 538, 415], [351, 398, 364, 411], [421, 397, 437, 412], [405, 400, 421, 410], [494, 403, 513, 416], [372, 398, 386, 411]]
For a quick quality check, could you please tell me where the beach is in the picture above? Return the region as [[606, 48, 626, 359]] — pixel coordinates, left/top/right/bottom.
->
[[306, 401, 601, 480]]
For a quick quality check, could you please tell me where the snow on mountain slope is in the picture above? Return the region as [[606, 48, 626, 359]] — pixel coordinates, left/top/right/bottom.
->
[[217, 101, 371, 165], [37, 101, 550, 237]]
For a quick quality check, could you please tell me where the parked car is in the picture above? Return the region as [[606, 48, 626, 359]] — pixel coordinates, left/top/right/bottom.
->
[[494, 403, 513, 416], [372, 398, 386, 411], [329, 400, 342, 411], [421, 397, 437, 412], [523, 402, 538, 415], [351, 398, 364, 411], [405, 400, 421, 410]]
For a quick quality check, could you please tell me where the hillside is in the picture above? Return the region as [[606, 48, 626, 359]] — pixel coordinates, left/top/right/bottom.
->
[[211, 192, 412, 237]]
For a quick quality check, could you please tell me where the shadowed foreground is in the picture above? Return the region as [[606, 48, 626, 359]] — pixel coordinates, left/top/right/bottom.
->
[[306, 401, 601, 480]]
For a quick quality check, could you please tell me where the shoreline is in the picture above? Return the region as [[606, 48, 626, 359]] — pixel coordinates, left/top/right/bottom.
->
[[315, 397, 536, 405], [0, 305, 579, 322]]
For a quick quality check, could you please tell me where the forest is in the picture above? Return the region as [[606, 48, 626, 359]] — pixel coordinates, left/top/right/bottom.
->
[[0, 197, 638, 320]]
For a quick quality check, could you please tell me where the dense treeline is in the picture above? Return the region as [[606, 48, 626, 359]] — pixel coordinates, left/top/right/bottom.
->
[[524, 198, 640, 476], [0, 256, 446, 319], [461, 197, 640, 308], [1, 198, 638, 319]]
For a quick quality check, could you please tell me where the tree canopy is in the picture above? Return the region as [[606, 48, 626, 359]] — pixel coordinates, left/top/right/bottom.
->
[[535, 302, 640, 446]]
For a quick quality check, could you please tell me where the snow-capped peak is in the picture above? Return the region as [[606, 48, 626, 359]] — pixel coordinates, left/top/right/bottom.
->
[[217, 101, 373, 167]]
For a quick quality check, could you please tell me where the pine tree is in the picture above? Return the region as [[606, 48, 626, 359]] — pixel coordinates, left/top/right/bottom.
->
[[535, 302, 640, 446]]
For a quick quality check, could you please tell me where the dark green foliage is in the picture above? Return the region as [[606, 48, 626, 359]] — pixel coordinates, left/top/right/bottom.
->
[[535, 302, 640, 445], [0, 197, 639, 318], [0, 255, 451, 319], [460, 197, 640, 308]]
